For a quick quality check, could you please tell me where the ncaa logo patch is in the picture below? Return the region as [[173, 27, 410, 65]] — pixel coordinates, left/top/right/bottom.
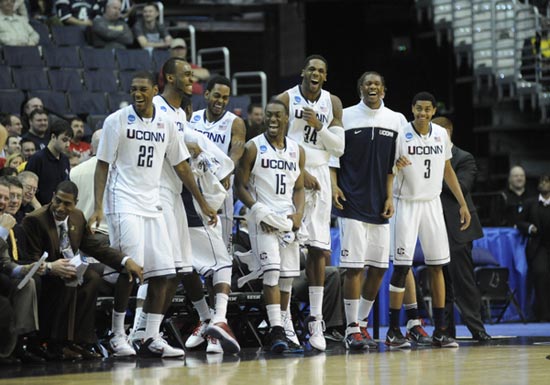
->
[[259, 145, 267, 153], [160, 106, 167, 112], [193, 115, 200, 122], [128, 114, 135, 123], [293, 96, 301, 105], [405, 132, 413, 141]]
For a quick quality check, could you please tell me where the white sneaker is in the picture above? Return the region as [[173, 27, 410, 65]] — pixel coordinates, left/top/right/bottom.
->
[[308, 319, 326, 351], [185, 320, 209, 349], [128, 327, 146, 349], [206, 336, 223, 354], [282, 312, 300, 346], [140, 336, 185, 358], [109, 333, 137, 357]]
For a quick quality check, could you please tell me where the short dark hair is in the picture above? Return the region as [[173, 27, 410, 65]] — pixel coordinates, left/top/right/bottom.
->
[[4, 175, 23, 190], [50, 119, 74, 139], [132, 71, 156, 85], [206, 75, 231, 92], [55, 180, 78, 200], [0, 113, 11, 127], [161, 57, 187, 82], [29, 108, 48, 121], [247, 102, 263, 114], [266, 98, 288, 116], [303, 54, 328, 71], [0, 176, 10, 190], [0, 167, 18, 177], [20, 137, 35, 148], [70, 117, 83, 125], [412, 91, 436, 107], [143, 2, 159, 12]]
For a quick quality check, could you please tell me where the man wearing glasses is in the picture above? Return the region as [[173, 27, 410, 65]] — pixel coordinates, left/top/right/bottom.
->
[[15, 171, 41, 223]]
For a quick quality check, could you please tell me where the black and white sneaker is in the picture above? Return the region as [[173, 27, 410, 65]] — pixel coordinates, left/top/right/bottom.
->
[[432, 328, 459, 348], [385, 327, 411, 349]]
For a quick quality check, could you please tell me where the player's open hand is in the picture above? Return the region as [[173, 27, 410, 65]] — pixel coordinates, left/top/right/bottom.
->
[[124, 258, 143, 283], [304, 171, 321, 191], [332, 185, 346, 210], [201, 203, 218, 226], [395, 156, 411, 170], [459, 205, 471, 231], [88, 209, 103, 234], [381, 198, 394, 219]]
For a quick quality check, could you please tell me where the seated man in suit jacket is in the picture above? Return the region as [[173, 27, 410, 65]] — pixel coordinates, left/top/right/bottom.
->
[[22, 180, 143, 360]]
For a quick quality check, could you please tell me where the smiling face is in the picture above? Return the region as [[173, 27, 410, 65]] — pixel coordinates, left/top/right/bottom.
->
[[50, 190, 77, 221], [6, 185, 23, 215], [205, 83, 231, 120], [360, 73, 384, 109], [412, 100, 436, 131], [301, 58, 327, 97], [166, 60, 194, 96], [264, 102, 288, 140], [131, 77, 158, 117]]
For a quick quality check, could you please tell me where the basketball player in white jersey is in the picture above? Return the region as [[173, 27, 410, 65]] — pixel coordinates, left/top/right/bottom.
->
[[387, 91, 470, 348], [187, 75, 246, 253], [331, 71, 405, 350], [90, 71, 217, 358], [276, 54, 344, 351], [235, 99, 305, 353]]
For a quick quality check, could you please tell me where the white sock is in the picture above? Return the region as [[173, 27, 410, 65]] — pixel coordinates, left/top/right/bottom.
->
[[112, 311, 126, 336], [358, 297, 375, 322], [192, 298, 212, 322], [266, 304, 282, 327], [212, 293, 229, 324], [144, 313, 163, 340], [344, 299, 359, 327], [132, 307, 143, 331], [309, 286, 324, 319], [136, 311, 148, 331]]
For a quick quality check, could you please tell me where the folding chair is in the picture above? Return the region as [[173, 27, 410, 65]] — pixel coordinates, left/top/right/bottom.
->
[[474, 266, 527, 324]]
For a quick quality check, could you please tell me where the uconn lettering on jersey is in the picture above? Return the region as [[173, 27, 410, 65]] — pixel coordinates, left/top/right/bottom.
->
[[127, 129, 165, 142], [194, 130, 226, 144], [407, 144, 443, 155], [294, 109, 329, 124], [261, 158, 297, 171]]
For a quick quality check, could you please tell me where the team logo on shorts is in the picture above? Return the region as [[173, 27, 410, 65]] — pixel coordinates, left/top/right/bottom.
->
[[397, 247, 405, 255], [405, 132, 413, 141], [259, 145, 267, 153], [128, 114, 136, 124], [160, 106, 167, 112], [260, 252, 268, 261], [341, 249, 349, 257]]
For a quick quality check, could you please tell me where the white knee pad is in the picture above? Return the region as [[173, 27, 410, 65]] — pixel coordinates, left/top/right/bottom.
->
[[263, 270, 280, 287], [136, 283, 148, 300], [279, 277, 293, 293], [213, 267, 232, 286]]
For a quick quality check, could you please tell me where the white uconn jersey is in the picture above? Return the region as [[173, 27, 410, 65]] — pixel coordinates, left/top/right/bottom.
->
[[250, 134, 301, 214], [393, 122, 451, 201], [97, 105, 189, 217], [153, 95, 190, 194], [188, 109, 238, 155], [286, 85, 333, 166]]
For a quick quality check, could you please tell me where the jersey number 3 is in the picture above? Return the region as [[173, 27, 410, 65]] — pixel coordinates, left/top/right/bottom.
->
[[137, 145, 154, 167], [424, 159, 431, 178]]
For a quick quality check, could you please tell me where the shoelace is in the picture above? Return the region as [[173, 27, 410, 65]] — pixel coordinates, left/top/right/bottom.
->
[[309, 320, 326, 335]]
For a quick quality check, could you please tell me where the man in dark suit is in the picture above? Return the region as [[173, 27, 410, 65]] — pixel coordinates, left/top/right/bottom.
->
[[22, 180, 143, 360], [517, 174, 550, 321], [433, 116, 491, 342]]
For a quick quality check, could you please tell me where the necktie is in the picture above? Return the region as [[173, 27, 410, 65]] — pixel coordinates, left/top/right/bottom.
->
[[9, 229, 18, 261], [59, 223, 70, 253]]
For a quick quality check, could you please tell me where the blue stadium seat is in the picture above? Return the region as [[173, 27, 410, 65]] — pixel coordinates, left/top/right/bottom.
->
[[29, 90, 68, 115], [67, 91, 109, 115], [0, 65, 12, 88], [86, 114, 108, 132], [0, 90, 25, 114], [115, 48, 152, 71], [12, 67, 49, 91], [49, 68, 84, 92], [152, 48, 170, 72], [2, 46, 42, 67], [83, 69, 119, 92], [80, 47, 117, 70], [43, 46, 81, 68], [118, 70, 135, 93], [29, 19, 52, 46], [106, 92, 132, 112], [51, 25, 89, 47]]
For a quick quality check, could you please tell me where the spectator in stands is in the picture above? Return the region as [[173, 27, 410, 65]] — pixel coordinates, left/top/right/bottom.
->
[[91, 0, 134, 49], [0, 114, 23, 137], [28, 0, 54, 22], [0, 124, 8, 163], [4, 136, 21, 158], [6, 153, 23, 170], [16, 170, 40, 222], [20, 97, 44, 133], [0, 167, 17, 177], [244, 102, 265, 141], [55, 0, 103, 27], [68, 117, 91, 163], [22, 109, 49, 151], [133, 2, 171, 50], [25, 119, 71, 205], [68, 151, 81, 168], [20, 138, 36, 162], [517, 174, 550, 321], [0, 0, 40, 46], [502, 165, 537, 227], [170, 38, 210, 95]]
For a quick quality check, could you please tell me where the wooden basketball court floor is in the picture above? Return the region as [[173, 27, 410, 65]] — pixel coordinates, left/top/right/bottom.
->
[[1, 324, 549, 385]]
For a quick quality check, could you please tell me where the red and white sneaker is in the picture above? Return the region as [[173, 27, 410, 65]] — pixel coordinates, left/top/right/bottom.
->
[[206, 322, 241, 354], [185, 320, 209, 349]]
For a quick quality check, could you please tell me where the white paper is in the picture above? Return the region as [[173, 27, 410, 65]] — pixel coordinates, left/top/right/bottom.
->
[[17, 252, 48, 290], [65, 253, 89, 287]]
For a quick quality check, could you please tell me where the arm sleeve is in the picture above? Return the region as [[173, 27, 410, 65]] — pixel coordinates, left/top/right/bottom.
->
[[317, 125, 345, 158]]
